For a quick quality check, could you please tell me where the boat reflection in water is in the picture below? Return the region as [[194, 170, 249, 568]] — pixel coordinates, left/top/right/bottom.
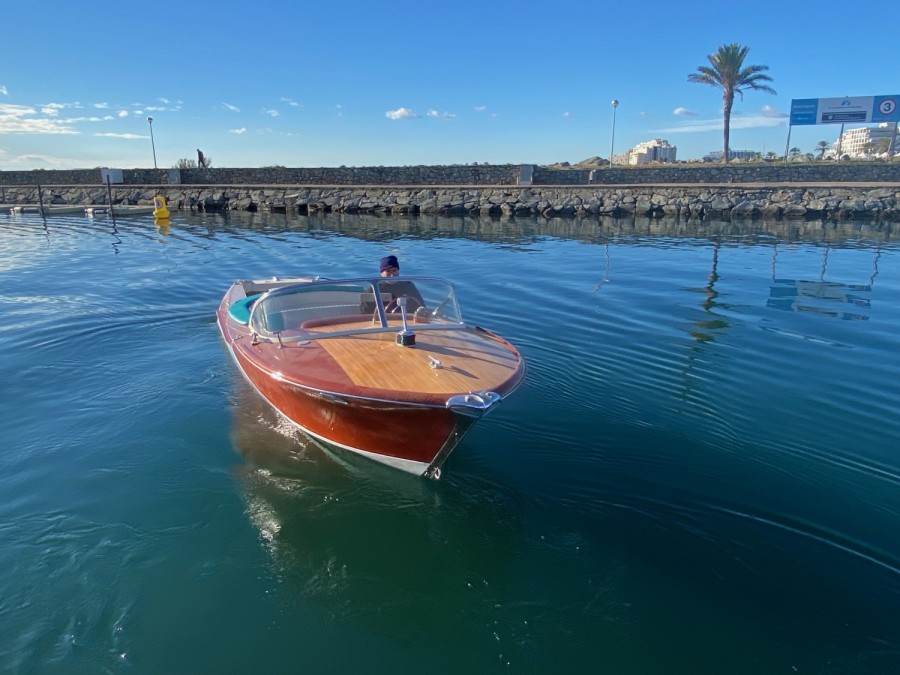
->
[[226, 375, 535, 660]]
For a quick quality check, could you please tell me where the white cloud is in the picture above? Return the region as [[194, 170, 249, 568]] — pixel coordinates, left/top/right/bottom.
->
[[264, 108, 279, 117], [65, 115, 115, 123], [222, 102, 241, 112], [657, 112, 787, 134], [281, 97, 301, 107], [474, 105, 486, 112], [562, 111, 571, 118], [759, 104, 788, 118], [117, 110, 129, 118], [0, 86, 7, 96], [93, 102, 109, 109], [0, 104, 78, 135], [386, 107, 418, 120], [42, 102, 83, 116], [427, 108, 457, 119], [94, 132, 146, 139], [673, 107, 698, 116], [139, 99, 181, 113], [229, 127, 247, 134]]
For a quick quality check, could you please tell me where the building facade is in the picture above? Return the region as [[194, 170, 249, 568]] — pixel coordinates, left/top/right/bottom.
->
[[832, 123, 898, 158], [627, 139, 677, 165]]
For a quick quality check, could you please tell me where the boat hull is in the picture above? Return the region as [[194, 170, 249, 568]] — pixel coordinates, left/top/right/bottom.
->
[[229, 341, 464, 474]]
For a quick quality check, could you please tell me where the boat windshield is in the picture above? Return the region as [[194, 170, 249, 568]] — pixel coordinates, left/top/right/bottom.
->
[[247, 277, 464, 338]]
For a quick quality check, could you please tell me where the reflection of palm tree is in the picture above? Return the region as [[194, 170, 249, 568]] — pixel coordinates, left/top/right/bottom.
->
[[690, 239, 730, 342], [678, 239, 732, 416]]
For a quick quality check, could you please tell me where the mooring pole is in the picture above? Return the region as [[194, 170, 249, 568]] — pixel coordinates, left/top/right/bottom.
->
[[783, 124, 793, 164], [888, 123, 898, 163], [106, 175, 116, 221]]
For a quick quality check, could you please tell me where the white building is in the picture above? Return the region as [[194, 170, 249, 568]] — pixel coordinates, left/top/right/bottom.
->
[[832, 123, 898, 158], [627, 139, 677, 165]]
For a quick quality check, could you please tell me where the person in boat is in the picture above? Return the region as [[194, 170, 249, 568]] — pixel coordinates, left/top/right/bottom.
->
[[362, 255, 425, 313], [379, 254, 401, 278]]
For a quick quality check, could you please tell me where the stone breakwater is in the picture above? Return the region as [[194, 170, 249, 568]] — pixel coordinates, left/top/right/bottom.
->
[[4, 184, 900, 221]]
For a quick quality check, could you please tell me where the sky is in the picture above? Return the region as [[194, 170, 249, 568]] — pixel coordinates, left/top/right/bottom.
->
[[2, 0, 897, 170]]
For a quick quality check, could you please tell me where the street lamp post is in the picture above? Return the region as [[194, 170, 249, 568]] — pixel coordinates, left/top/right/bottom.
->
[[609, 100, 619, 169], [147, 116, 157, 169]]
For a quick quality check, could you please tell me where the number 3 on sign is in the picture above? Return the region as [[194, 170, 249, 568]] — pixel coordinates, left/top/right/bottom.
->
[[878, 99, 897, 115]]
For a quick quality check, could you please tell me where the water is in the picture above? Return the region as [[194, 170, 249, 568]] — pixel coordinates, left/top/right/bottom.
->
[[2, 210, 899, 673]]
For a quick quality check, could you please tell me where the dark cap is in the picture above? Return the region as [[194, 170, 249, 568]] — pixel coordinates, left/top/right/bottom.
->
[[379, 255, 399, 272]]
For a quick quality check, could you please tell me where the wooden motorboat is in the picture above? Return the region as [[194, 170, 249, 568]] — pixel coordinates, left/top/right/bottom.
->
[[216, 275, 525, 478]]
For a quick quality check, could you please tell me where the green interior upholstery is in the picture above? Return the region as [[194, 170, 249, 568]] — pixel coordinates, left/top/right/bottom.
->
[[228, 295, 258, 325]]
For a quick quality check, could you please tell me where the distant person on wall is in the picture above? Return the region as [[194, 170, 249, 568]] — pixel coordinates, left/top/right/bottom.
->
[[197, 149, 207, 169]]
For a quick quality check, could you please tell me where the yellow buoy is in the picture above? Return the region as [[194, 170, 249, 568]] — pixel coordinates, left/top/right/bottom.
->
[[152, 195, 170, 220]]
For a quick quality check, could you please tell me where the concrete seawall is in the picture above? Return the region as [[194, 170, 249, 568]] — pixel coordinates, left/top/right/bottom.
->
[[4, 183, 900, 221]]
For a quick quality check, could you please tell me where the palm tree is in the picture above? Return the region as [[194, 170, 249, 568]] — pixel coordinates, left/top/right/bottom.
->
[[816, 140, 830, 160], [688, 43, 776, 163]]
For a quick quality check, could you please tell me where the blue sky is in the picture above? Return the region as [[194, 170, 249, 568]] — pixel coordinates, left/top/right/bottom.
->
[[2, 0, 896, 170]]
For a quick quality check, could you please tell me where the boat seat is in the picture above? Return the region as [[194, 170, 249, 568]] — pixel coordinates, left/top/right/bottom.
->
[[301, 314, 379, 329], [228, 295, 259, 325]]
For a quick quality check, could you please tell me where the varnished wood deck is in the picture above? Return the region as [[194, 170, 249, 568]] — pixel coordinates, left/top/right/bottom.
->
[[312, 322, 519, 394]]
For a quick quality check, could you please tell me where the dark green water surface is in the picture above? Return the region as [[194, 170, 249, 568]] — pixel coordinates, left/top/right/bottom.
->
[[2, 211, 899, 673]]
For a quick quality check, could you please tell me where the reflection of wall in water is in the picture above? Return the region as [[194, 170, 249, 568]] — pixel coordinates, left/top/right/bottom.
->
[[290, 213, 896, 247]]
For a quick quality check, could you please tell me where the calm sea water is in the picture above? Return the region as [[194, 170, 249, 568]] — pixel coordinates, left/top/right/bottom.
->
[[2, 209, 899, 673]]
